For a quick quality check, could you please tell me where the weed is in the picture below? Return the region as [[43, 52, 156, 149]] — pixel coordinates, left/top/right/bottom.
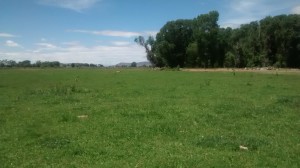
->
[[246, 81, 252, 86], [204, 79, 212, 86], [39, 136, 71, 149], [60, 112, 78, 122]]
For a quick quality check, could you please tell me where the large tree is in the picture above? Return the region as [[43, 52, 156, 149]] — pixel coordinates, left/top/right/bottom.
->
[[155, 19, 194, 67], [135, 11, 300, 68], [134, 36, 156, 66], [192, 11, 220, 68]]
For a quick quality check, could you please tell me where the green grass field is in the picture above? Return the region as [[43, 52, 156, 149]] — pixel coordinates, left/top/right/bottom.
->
[[0, 68, 299, 167]]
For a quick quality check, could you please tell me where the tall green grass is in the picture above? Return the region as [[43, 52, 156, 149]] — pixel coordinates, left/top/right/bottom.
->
[[0, 69, 299, 167]]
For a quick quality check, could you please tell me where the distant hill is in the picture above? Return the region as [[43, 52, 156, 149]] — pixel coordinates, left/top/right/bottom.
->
[[115, 62, 131, 67], [115, 61, 151, 67]]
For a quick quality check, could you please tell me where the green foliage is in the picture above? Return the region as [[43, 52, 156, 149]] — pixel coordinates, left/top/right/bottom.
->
[[130, 62, 137, 67], [0, 60, 17, 67], [224, 51, 236, 67], [0, 60, 104, 68], [260, 14, 300, 67], [1, 69, 300, 167], [136, 12, 300, 68], [18, 60, 31, 67], [155, 19, 194, 67], [186, 42, 200, 67]]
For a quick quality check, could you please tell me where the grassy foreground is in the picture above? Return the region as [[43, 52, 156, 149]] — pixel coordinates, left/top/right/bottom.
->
[[0, 68, 299, 167]]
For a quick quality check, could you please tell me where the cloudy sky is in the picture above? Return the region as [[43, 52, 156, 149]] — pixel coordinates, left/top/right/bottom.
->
[[1, 0, 299, 65]]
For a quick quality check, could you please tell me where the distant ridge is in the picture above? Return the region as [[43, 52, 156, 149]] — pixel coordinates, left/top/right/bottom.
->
[[115, 61, 151, 67]]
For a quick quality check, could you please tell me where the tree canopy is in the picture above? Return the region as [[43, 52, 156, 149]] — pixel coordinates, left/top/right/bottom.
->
[[136, 11, 300, 68]]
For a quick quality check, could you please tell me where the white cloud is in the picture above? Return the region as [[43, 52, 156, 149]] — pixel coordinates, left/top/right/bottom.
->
[[0, 42, 146, 66], [220, 0, 300, 28], [36, 43, 57, 49], [96, 30, 141, 37], [33, 43, 58, 53], [231, 1, 257, 13], [0, 33, 16, 38], [71, 30, 141, 38], [144, 31, 159, 37], [220, 0, 267, 27], [70, 30, 159, 38], [220, 22, 241, 29], [111, 41, 131, 46], [5, 40, 21, 47], [221, 17, 257, 28], [291, 5, 300, 14], [38, 0, 101, 12]]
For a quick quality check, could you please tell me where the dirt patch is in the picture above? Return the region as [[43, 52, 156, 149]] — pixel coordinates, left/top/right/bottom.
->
[[182, 68, 300, 74]]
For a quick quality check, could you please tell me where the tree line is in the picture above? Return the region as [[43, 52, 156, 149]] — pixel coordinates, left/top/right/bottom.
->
[[0, 60, 104, 68], [135, 11, 300, 68]]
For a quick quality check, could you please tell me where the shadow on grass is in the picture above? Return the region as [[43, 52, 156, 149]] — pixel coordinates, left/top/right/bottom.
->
[[276, 95, 300, 107], [39, 136, 71, 149]]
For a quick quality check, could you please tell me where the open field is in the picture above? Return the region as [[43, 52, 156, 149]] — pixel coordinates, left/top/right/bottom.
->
[[0, 68, 299, 167]]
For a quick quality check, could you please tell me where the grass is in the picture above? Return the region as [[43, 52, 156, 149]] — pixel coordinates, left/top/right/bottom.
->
[[0, 68, 299, 167]]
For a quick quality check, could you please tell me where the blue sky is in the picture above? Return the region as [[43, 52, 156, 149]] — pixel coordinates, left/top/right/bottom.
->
[[1, 0, 299, 65]]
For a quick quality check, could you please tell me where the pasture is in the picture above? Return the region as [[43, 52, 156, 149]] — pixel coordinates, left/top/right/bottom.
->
[[0, 68, 299, 167]]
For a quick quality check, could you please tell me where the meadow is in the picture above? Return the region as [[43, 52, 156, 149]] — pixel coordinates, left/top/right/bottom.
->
[[0, 68, 299, 167]]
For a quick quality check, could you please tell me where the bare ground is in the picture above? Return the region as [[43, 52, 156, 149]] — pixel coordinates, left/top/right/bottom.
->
[[182, 68, 300, 74]]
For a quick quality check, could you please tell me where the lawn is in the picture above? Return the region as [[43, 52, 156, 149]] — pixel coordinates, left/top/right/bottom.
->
[[0, 68, 299, 167]]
